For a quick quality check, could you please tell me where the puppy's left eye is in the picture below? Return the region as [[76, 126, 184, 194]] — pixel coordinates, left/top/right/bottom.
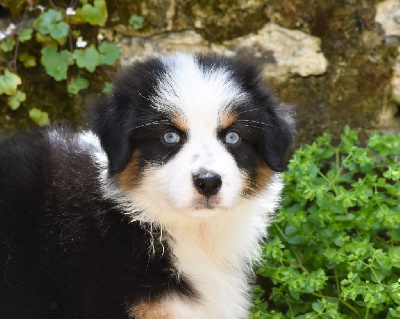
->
[[163, 131, 181, 144], [225, 131, 240, 145]]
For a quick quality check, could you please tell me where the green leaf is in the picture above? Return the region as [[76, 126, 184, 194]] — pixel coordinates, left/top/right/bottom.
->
[[384, 163, 400, 181], [8, 90, 26, 110], [81, 0, 108, 26], [72, 46, 99, 72], [311, 300, 324, 313], [18, 28, 33, 42], [0, 70, 22, 95], [286, 235, 302, 245], [67, 76, 89, 95], [18, 52, 36, 68], [41, 45, 71, 81], [98, 42, 121, 65], [129, 14, 144, 30], [0, 37, 15, 52], [103, 81, 113, 94], [50, 21, 69, 40], [29, 108, 50, 126], [37, 9, 62, 34], [37, 9, 69, 43]]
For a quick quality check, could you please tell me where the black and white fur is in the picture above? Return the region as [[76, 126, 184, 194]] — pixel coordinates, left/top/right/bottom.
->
[[0, 53, 295, 318]]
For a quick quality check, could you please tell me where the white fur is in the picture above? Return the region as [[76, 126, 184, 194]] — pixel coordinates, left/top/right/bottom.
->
[[82, 53, 285, 318]]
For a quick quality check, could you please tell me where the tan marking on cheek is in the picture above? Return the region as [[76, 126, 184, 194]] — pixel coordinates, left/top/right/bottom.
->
[[171, 113, 187, 132], [118, 150, 142, 191], [129, 301, 173, 319], [219, 110, 236, 130], [243, 160, 272, 197]]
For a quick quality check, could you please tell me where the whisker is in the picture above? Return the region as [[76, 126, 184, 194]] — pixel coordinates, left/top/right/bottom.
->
[[233, 109, 259, 116], [248, 180, 260, 189], [240, 191, 251, 199], [240, 124, 273, 132], [243, 185, 258, 193], [128, 120, 171, 132], [236, 119, 278, 129]]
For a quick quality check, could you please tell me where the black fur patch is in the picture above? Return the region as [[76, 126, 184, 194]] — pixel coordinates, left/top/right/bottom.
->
[[0, 129, 194, 318], [196, 55, 294, 173]]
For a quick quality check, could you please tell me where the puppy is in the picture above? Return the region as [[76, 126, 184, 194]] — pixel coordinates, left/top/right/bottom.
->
[[0, 53, 295, 318]]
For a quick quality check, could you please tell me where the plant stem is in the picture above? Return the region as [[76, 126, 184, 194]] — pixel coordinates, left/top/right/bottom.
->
[[311, 292, 360, 317], [292, 249, 310, 275]]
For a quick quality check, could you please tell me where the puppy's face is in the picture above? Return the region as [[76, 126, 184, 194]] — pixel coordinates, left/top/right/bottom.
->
[[92, 54, 294, 218]]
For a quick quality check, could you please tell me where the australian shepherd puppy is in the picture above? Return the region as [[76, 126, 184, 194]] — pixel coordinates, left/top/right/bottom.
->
[[0, 53, 295, 319]]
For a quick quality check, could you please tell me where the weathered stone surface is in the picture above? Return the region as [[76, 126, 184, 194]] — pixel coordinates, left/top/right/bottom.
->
[[189, 0, 267, 41], [219, 24, 328, 78], [375, 0, 400, 114], [119, 31, 210, 64], [119, 24, 328, 78], [112, 0, 267, 41], [376, 0, 400, 37], [391, 46, 400, 104]]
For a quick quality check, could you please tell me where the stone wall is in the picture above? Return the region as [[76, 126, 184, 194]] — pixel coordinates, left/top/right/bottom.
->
[[0, 0, 399, 144]]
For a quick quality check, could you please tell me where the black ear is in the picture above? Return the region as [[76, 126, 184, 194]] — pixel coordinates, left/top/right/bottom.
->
[[89, 95, 135, 174], [260, 103, 296, 172]]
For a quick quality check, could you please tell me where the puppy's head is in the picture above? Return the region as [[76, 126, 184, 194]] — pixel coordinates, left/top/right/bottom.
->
[[91, 53, 295, 219]]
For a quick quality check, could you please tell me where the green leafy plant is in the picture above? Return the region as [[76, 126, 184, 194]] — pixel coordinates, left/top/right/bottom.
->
[[129, 14, 144, 30], [67, 76, 89, 96], [0, 1, 143, 126], [251, 127, 400, 318], [28, 108, 50, 126]]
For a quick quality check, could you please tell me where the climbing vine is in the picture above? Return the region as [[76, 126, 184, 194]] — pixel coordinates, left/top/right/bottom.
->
[[0, 0, 143, 126]]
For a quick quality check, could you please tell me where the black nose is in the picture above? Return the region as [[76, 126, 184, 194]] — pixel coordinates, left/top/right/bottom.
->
[[193, 173, 222, 197]]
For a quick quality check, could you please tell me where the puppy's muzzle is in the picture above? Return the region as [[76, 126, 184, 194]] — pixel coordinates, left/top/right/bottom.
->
[[193, 172, 222, 197]]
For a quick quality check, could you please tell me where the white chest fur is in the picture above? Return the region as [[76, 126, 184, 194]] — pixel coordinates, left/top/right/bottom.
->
[[160, 189, 282, 319]]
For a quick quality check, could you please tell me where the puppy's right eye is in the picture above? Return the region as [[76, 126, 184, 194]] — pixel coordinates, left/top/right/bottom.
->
[[225, 131, 240, 145], [163, 131, 181, 144]]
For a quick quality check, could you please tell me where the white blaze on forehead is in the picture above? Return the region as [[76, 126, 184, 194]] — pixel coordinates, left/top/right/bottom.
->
[[152, 53, 247, 136]]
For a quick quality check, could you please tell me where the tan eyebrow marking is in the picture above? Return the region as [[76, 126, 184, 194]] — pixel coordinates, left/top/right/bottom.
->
[[219, 110, 236, 130], [171, 112, 188, 132]]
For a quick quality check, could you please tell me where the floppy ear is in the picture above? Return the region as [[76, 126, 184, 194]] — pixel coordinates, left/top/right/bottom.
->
[[260, 103, 296, 172], [89, 95, 136, 175]]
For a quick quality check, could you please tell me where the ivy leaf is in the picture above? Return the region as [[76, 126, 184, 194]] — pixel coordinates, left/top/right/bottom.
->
[[72, 46, 99, 72], [102, 81, 113, 94], [129, 14, 144, 30], [37, 9, 62, 34], [67, 76, 89, 95], [18, 28, 33, 42], [0, 70, 22, 95], [98, 42, 121, 65], [8, 90, 26, 110], [41, 45, 71, 81], [81, 0, 108, 26], [0, 37, 16, 52], [35, 32, 54, 45], [50, 21, 69, 41], [37, 9, 69, 43], [29, 108, 50, 126], [18, 52, 36, 68]]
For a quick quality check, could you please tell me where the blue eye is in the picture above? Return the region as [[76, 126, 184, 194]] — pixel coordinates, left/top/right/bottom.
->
[[225, 131, 240, 145], [163, 131, 181, 144]]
